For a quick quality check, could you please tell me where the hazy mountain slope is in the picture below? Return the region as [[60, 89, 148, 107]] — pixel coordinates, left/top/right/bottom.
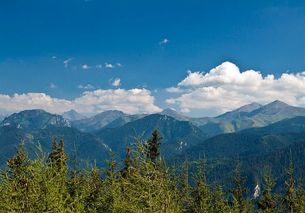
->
[[215, 102, 262, 121], [248, 100, 305, 125], [204, 139, 305, 190], [72, 110, 127, 132], [62, 110, 87, 121], [95, 114, 207, 159], [159, 108, 189, 121], [175, 117, 305, 189], [104, 114, 147, 128], [0, 109, 71, 130], [198, 101, 305, 135], [182, 116, 305, 160], [0, 111, 110, 167]]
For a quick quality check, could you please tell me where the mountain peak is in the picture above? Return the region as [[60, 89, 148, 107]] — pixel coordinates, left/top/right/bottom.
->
[[267, 100, 290, 107], [94, 110, 126, 118], [160, 108, 188, 121], [72, 110, 127, 131], [215, 102, 262, 120], [249, 100, 296, 117], [0, 109, 70, 129], [62, 110, 86, 121], [235, 102, 262, 113], [258, 100, 290, 112], [162, 108, 178, 113]]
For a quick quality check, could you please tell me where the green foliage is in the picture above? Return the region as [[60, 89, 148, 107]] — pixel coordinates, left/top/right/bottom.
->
[[0, 131, 304, 212], [145, 129, 162, 163], [189, 160, 211, 212], [257, 169, 276, 213], [230, 162, 248, 213]]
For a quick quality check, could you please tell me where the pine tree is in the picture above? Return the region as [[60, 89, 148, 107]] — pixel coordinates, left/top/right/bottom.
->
[[257, 169, 276, 213], [2, 143, 35, 212], [145, 129, 162, 164], [179, 160, 191, 212], [45, 138, 70, 211], [82, 166, 104, 212], [47, 138, 68, 173], [231, 162, 248, 213], [210, 185, 229, 213], [121, 147, 132, 178], [295, 180, 305, 213], [282, 159, 298, 213], [190, 160, 210, 213]]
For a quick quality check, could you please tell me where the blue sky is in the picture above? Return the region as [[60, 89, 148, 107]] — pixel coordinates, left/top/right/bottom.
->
[[1, 0, 305, 116]]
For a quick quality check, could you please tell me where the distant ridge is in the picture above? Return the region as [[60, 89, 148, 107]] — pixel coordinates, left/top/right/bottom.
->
[[72, 110, 127, 132], [197, 100, 305, 135], [2, 100, 305, 135], [0, 109, 71, 130], [95, 113, 207, 159], [215, 102, 262, 121], [159, 108, 189, 121], [62, 110, 87, 121]]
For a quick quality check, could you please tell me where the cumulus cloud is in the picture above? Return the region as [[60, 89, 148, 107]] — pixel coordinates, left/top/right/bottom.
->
[[105, 63, 115, 69], [63, 58, 73, 68], [78, 84, 95, 90], [111, 78, 121, 87], [82, 64, 91, 70], [166, 61, 305, 114], [74, 89, 161, 114], [159, 38, 169, 45], [0, 93, 72, 114], [165, 87, 185, 93], [0, 89, 161, 115]]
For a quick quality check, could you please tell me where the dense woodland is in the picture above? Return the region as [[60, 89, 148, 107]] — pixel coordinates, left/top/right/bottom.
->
[[0, 130, 304, 213]]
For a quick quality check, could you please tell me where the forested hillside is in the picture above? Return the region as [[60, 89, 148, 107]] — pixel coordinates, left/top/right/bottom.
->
[[0, 130, 304, 213]]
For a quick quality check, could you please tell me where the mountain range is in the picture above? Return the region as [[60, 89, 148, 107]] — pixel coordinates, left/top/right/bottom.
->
[[62, 110, 87, 121], [1, 100, 305, 187], [0, 110, 109, 167]]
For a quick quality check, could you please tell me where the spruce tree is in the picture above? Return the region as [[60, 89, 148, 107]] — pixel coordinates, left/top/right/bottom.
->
[[4, 143, 34, 212], [257, 169, 276, 213], [179, 160, 191, 212], [121, 147, 132, 178], [145, 129, 162, 164], [190, 160, 210, 213], [231, 162, 247, 213], [210, 185, 229, 213], [282, 159, 298, 213]]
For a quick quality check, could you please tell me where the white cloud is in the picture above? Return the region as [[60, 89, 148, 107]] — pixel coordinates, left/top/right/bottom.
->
[[165, 87, 184, 93], [111, 78, 121, 87], [63, 58, 73, 68], [74, 89, 161, 114], [49, 83, 57, 89], [0, 93, 72, 114], [166, 61, 305, 115], [159, 38, 169, 45], [0, 89, 161, 115], [105, 63, 115, 69], [82, 64, 91, 70], [78, 84, 95, 90], [103, 62, 122, 69]]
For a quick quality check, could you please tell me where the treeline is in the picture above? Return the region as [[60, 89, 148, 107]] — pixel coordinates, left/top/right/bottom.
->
[[0, 130, 304, 212]]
